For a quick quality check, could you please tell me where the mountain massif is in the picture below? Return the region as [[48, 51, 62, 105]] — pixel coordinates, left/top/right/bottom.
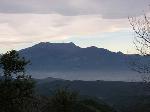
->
[[20, 42, 143, 81]]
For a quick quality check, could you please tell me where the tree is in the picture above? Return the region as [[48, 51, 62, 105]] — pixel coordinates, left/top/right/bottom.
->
[[129, 13, 150, 55], [43, 87, 116, 112], [128, 12, 150, 112], [0, 50, 35, 112], [129, 13, 150, 82], [0, 50, 30, 78], [46, 87, 78, 112]]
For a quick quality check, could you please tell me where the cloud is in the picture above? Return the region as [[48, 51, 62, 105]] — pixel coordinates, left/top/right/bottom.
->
[[0, 0, 149, 53], [0, 0, 149, 19], [0, 13, 130, 45]]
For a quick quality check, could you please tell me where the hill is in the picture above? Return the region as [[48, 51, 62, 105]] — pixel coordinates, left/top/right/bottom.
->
[[35, 78, 150, 112]]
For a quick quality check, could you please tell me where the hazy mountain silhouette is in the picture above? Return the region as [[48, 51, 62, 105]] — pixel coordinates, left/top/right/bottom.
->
[[19, 42, 142, 81]]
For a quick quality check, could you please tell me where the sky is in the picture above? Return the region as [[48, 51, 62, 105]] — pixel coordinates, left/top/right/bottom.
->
[[0, 0, 149, 53]]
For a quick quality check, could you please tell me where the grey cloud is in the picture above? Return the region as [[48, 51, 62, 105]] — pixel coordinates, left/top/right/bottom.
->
[[0, 0, 149, 19]]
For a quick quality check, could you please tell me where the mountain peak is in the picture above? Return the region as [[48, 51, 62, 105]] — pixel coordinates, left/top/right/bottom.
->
[[21, 42, 80, 52], [34, 42, 78, 48]]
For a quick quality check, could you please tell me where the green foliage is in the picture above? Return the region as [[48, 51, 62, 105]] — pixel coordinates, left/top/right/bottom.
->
[[0, 50, 30, 77], [47, 87, 78, 112], [0, 78, 35, 112], [0, 50, 35, 112], [44, 87, 116, 112]]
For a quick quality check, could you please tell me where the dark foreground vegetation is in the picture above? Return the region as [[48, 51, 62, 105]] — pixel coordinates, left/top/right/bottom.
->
[[0, 50, 116, 112], [35, 79, 150, 112]]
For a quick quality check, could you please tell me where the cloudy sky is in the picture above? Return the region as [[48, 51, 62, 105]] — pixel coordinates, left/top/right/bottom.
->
[[0, 0, 149, 53]]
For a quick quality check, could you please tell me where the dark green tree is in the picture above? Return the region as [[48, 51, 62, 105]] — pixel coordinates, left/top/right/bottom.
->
[[46, 87, 78, 112], [43, 87, 116, 112], [0, 50, 30, 78], [0, 50, 35, 112]]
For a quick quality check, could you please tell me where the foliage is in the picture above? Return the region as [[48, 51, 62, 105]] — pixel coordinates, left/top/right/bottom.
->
[[45, 87, 78, 112], [0, 50, 35, 112], [43, 87, 116, 112], [0, 50, 30, 78]]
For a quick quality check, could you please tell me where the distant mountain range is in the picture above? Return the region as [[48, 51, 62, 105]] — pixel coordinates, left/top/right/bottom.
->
[[19, 42, 144, 81]]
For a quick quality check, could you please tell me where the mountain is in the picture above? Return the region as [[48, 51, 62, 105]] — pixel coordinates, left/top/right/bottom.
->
[[19, 42, 142, 81]]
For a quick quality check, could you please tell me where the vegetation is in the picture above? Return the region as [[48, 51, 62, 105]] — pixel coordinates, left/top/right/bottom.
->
[[43, 87, 116, 112], [0, 50, 35, 112], [45, 87, 78, 112]]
